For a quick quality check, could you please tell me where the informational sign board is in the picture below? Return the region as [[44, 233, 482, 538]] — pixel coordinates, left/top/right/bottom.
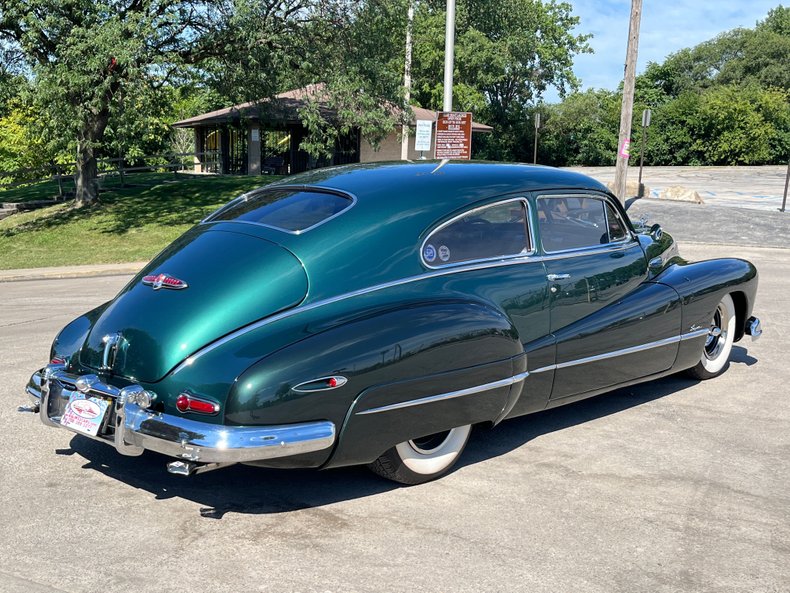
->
[[415, 120, 433, 152], [434, 112, 472, 160]]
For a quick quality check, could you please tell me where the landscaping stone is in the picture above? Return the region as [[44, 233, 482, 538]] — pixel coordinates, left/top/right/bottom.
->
[[657, 185, 705, 204]]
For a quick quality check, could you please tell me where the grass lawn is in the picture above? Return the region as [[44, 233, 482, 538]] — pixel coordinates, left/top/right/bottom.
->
[[0, 173, 284, 270]]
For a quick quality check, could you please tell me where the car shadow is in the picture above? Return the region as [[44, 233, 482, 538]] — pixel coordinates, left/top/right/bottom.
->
[[730, 345, 758, 366], [64, 372, 714, 518]]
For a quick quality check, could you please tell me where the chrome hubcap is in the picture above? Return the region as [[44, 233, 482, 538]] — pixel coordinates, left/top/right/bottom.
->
[[704, 306, 727, 360]]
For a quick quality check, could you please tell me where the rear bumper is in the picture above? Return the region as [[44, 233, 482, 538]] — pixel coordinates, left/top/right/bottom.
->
[[26, 365, 336, 464]]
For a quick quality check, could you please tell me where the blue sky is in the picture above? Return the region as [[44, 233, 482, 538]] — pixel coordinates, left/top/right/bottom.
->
[[544, 0, 781, 101]]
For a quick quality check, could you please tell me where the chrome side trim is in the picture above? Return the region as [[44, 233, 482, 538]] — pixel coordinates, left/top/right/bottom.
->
[[680, 328, 710, 341], [172, 245, 662, 374], [554, 335, 681, 370], [355, 371, 529, 416], [172, 256, 542, 373], [531, 329, 708, 374]]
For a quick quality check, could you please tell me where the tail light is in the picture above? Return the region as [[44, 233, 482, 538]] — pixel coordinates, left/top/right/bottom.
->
[[175, 393, 220, 415]]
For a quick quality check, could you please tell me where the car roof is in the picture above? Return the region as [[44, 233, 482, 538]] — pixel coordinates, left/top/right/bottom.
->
[[274, 161, 609, 211]]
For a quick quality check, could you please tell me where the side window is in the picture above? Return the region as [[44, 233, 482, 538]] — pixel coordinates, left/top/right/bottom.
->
[[422, 200, 531, 267], [537, 196, 609, 252], [604, 202, 628, 242]]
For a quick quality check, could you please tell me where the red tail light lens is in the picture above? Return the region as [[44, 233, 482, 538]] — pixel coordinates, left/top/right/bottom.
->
[[175, 393, 220, 415]]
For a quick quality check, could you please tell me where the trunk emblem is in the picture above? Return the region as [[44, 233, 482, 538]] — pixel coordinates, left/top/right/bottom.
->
[[142, 273, 188, 291]]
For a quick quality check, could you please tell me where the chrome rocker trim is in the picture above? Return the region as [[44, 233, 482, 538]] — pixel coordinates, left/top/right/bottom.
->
[[26, 365, 336, 465]]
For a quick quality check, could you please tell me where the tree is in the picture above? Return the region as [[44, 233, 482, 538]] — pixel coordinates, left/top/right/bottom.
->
[[407, 0, 592, 160], [0, 0, 336, 206]]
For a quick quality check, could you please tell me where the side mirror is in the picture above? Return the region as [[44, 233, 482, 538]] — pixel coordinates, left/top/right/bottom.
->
[[650, 223, 663, 241]]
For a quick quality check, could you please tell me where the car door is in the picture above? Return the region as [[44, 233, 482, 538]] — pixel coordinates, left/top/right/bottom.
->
[[420, 197, 554, 417], [535, 193, 682, 401]]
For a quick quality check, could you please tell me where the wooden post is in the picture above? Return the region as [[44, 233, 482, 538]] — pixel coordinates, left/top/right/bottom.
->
[[55, 163, 64, 199], [118, 148, 125, 188], [401, 0, 414, 161], [613, 0, 642, 203]]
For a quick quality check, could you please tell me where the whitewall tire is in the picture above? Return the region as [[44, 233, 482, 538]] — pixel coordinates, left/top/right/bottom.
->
[[687, 293, 736, 380], [368, 425, 472, 485]]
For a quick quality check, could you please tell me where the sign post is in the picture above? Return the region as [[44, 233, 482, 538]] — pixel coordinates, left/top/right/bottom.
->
[[781, 159, 789, 213], [533, 112, 541, 164], [638, 108, 651, 190], [434, 111, 472, 160], [414, 120, 433, 159]]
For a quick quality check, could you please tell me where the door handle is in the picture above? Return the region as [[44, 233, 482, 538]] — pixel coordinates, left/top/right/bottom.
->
[[547, 273, 571, 281]]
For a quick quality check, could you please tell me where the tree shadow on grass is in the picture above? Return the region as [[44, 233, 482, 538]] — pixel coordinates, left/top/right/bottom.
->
[[65, 372, 704, 518]]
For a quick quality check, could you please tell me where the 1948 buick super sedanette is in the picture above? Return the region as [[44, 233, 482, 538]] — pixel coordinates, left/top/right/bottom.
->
[[23, 162, 762, 484]]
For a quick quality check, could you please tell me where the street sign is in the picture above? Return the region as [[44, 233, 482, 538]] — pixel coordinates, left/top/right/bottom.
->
[[534, 112, 541, 129], [642, 108, 652, 127], [414, 120, 433, 152], [434, 111, 472, 160]]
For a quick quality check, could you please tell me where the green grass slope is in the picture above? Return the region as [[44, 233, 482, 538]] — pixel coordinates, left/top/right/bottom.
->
[[0, 173, 282, 270]]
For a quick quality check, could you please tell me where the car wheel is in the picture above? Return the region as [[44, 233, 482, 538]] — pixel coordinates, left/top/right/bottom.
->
[[368, 425, 472, 485], [686, 293, 736, 380]]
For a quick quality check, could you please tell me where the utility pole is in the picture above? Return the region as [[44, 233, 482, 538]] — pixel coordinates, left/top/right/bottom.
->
[[401, 0, 415, 161], [613, 0, 642, 204], [443, 0, 456, 112]]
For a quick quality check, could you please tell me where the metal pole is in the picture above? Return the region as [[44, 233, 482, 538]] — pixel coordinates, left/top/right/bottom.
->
[[533, 112, 540, 165], [442, 0, 456, 112], [613, 0, 642, 203], [781, 159, 789, 212], [401, 0, 415, 161], [638, 125, 647, 186]]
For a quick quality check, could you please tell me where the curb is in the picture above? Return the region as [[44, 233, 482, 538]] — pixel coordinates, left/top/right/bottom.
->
[[0, 262, 147, 283]]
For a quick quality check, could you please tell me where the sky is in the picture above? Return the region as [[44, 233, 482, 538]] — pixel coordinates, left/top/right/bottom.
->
[[544, 0, 781, 101]]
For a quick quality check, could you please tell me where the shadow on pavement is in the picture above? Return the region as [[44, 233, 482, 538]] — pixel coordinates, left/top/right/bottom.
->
[[65, 372, 712, 518]]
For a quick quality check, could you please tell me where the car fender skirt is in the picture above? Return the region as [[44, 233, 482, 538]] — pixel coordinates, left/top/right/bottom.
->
[[325, 356, 525, 469]]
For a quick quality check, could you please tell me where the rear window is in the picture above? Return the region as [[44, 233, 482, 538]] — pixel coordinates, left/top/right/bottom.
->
[[206, 188, 353, 233]]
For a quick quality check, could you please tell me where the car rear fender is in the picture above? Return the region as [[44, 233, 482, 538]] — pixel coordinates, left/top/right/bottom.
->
[[225, 299, 524, 467]]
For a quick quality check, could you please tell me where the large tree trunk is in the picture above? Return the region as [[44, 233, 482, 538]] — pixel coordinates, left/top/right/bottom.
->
[[75, 141, 100, 206], [74, 109, 111, 207]]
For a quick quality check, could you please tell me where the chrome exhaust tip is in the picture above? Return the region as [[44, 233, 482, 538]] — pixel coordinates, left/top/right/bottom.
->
[[166, 460, 235, 476]]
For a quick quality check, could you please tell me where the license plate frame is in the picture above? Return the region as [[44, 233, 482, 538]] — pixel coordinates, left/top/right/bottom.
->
[[60, 392, 111, 437]]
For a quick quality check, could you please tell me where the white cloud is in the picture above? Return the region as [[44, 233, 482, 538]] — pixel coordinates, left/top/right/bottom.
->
[[543, 0, 780, 102]]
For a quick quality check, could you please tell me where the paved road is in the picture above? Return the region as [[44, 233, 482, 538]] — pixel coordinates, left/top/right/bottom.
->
[[1, 244, 787, 593], [566, 165, 789, 212]]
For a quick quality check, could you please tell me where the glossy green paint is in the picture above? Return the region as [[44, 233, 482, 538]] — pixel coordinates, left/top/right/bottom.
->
[[78, 225, 307, 383], [45, 162, 759, 462]]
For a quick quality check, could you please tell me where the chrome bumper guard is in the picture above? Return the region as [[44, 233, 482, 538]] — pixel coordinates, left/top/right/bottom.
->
[[745, 316, 762, 341], [25, 365, 336, 464]]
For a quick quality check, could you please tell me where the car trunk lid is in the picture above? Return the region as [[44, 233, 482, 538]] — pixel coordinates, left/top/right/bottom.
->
[[79, 225, 308, 383]]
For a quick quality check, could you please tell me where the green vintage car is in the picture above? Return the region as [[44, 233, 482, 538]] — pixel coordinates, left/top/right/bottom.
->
[[24, 162, 761, 484]]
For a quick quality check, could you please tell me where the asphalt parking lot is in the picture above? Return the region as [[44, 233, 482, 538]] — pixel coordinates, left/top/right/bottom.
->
[[1, 242, 788, 593]]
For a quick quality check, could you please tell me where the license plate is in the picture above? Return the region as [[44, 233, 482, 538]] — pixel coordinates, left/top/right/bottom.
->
[[60, 392, 110, 437]]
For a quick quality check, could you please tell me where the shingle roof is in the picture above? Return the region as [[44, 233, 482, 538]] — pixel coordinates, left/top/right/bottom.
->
[[173, 84, 492, 132]]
